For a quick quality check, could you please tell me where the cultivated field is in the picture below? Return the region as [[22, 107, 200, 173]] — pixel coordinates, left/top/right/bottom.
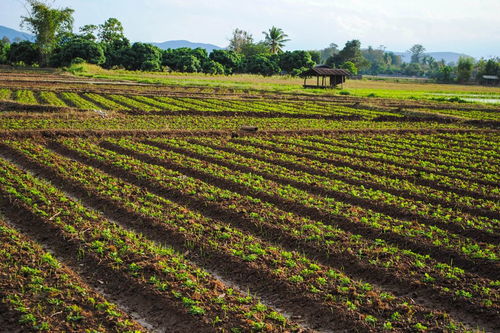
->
[[0, 70, 498, 332]]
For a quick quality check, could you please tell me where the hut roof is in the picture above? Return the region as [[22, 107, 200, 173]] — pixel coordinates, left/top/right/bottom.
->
[[301, 67, 351, 77], [483, 75, 499, 80]]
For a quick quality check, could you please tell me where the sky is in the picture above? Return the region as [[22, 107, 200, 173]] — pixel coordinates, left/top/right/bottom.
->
[[1, 0, 499, 58]]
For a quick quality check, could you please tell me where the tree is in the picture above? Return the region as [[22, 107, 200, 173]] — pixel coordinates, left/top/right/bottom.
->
[[21, 0, 74, 66], [161, 47, 208, 72], [456, 57, 474, 83], [79, 24, 98, 41], [50, 37, 105, 67], [409, 44, 426, 64], [362, 46, 386, 74], [340, 61, 358, 75], [326, 40, 367, 70], [308, 50, 321, 64], [203, 60, 225, 75], [209, 50, 241, 74], [262, 26, 290, 54], [434, 65, 453, 83], [101, 38, 130, 69], [240, 42, 269, 57], [98, 18, 125, 44], [123, 42, 162, 71], [242, 54, 280, 76], [279, 51, 315, 74], [319, 43, 338, 63], [8, 41, 39, 65], [228, 28, 253, 54], [403, 63, 423, 76], [0, 38, 10, 64], [483, 59, 500, 76]]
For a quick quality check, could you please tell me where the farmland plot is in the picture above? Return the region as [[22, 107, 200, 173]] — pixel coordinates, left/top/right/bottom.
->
[[0, 71, 499, 332]]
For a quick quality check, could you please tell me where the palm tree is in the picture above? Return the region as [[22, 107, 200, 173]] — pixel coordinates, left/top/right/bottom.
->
[[262, 26, 290, 54]]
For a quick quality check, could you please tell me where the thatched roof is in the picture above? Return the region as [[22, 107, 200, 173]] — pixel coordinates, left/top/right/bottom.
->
[[301, 67, 351, 77]]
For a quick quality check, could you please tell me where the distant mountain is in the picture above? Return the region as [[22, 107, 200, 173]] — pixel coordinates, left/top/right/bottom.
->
[[394, 51, 473, 64], [151, 40, 223, 53], [0, 25, 34, 42]]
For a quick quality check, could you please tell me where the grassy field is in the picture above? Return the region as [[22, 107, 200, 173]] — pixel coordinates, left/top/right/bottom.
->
[[69, 63, 500, 102], [0, 69, 498, 332]]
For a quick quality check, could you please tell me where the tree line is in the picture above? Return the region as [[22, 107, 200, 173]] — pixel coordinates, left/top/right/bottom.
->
[[0, 0, 499, 84]]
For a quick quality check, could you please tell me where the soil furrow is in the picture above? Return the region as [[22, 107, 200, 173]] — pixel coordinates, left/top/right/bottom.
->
[[202, 139, 500, 220], [98, 141, 498, 281], [186, 139, 500, 235], [0, 193, 212, 333], [0, 146, 321, 332], [305, 138, 499, 187], [29, 141, 371, 332], [37, 140, 500, 330], [238, 139, 500, 203], [317, 137, 499, 175]]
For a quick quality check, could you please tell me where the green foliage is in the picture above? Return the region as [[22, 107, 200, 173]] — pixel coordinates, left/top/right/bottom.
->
[[50, 37, 105, 67], [409, 44, 426, 64], [21, 0, 74, 66], [209, 50, 241, 74], [8, 41, 39, 66], [326, 40, 368, 70], [162, 48, 208, 72], [124, 42, 162, 71], [0, 38, 10, 64], [242, 54, 281, 76], [456, 57, 474, 83], [98, 18, 125, 45], [403, 63, 423, 77], [102, 38, 130, 69], [434, 65, 454, 83], [308, 50, 321, 64], [203, 60, 225, 75], [340, 61, 358, 75], [279, 51, 315, 74], [228, 28, 254, 54], [262, 26, 290, 54]]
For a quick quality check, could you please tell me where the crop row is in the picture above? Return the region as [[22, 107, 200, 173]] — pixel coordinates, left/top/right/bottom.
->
[[314, 133, 500, 176], [251, 136, 500, 199], [333, 133, 500, 173], [0, 216, 145, 332], [41, 136, 500, 318], [138, 137, 498, 263], [216, 136, 500, 215], [384, 132, 500, 156], [224, 135, 500, 215], [3, 138, 478, 331], [301, 135, 499, 185], [49, 137, 500, 330], [0, 88, 405, 119], [184, 137, 499, 233], [0, 155, 298, 332]]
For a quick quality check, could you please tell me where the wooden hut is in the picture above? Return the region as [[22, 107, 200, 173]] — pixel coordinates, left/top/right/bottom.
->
[[482, 75, 499, 86], [301, 66, 351, 89]]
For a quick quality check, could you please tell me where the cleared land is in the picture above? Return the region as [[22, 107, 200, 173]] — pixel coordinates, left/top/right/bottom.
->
[[0, 70, 498, 332]]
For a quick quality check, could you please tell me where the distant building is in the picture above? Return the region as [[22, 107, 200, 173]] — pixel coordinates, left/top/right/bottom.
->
[[481, 75, 499, 86], [301, 65, 351, 89]]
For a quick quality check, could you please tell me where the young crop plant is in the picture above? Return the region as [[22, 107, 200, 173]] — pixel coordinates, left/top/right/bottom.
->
[[0, 154, 300, 332], [0, 218, 145, 332], [59, 92, 99, 110], [13, 89, 38, 104], [38, 91, 68, 107], [39, 137, 495, 330]]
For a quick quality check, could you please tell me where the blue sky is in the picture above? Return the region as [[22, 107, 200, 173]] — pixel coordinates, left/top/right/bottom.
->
[[1, 0, 499, 58]]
